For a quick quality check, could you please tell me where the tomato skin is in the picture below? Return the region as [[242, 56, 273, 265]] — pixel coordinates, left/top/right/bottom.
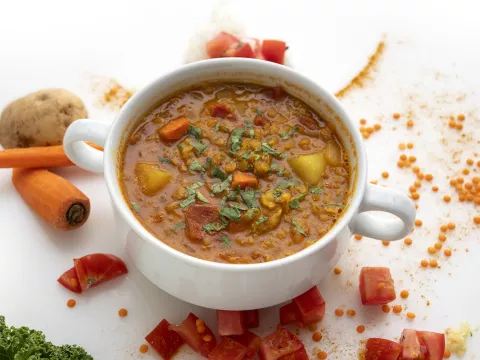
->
[[145, 319, 185, 360], [259, 328, 304, 360], [243, 310, 259, 329], [416, 331, 445, 360], [291, 286, 326, 325], [57, 267, 82, 294], [279, 303, 299, 325], [261, 40, 287, 64], [217, 310, 246, 336], [230, 331, 261, 359], [206, 32, 240, 58], [365, 338, 402, 360], [172, 313, 217, 357], [359, 267, 396, 305], [208, 337, 248, 360], [73, 253, 128, 291]]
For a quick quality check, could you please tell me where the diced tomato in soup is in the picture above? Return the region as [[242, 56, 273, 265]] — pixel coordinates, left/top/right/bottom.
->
[[365, 338, 402, 360], [217, 310, 246, 336], [208, 337, 248, 360], [359, 267, 396, 305], [172, 313, 217, 357], [291, 286, 326, 325], [145, 319, 185, 360]]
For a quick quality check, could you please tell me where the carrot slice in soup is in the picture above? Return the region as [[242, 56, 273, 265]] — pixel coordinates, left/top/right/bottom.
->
[[158, 116, 190, 141]]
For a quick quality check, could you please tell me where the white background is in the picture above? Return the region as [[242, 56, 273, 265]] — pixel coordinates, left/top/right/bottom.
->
[[0, 0, 479, 359]]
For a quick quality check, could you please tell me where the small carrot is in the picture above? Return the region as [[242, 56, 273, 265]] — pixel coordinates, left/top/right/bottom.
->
[[158, 116, 190, 141], [231, 172, 258, 189], [0, 143, 103, 169], [12, 168, 90, 230]]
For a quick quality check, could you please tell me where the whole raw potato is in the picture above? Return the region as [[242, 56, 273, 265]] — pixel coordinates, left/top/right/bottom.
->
[[0, 88, 88, 149]]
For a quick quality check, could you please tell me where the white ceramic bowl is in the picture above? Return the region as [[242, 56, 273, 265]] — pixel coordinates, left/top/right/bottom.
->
[[63, 58, 416, 310]]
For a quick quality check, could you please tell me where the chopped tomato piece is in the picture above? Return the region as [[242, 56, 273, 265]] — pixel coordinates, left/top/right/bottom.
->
[[210, 103, 235, 119], [271, 87, 286, 100], [280, 347, 309, 360], [206, 32, 240, 58], [298, 116, 320, 131], [172, 313, 217, 357], [259, 328, 304, 360], [145, 319, 185, 360], [261, 40, 287, 65], [185, 204, 220, 242], [232, 172, 258, 189], [57, 267, 82, 294], [73, 253, 128, 291], [400, 329, 423, 360], [230, 331, 261, 359], [254, 115, 267, 126], [417, 331, 445, 360], [243, 310, 259, 329], [208, 337, 247, 360], [279, 303, 299, 325], [359, 267, 396, 305], [365, 338, 402, 360], [224, 42, 254, 58], [217, 310, 246, 336], [158, 116, 191, 141], [291, 286, 326, 325]]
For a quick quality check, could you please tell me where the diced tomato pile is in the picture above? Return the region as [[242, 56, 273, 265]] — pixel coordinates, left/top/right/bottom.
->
[[359, 267, 396, 305], [280, 286, 326, 326], [57, 253, 128, 294], [206, 31, 287, 65]]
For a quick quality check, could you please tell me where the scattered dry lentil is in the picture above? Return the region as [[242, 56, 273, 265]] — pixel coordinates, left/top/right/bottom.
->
[[382, 172, 389, 179], [409, 156, 417, 163], [412, 166, 420, 173], [457, 114, 465, 121], [317, 351, 328, 359], [356, 325, 366, 333], [444, 349, 451, 358], [421, 260, 429, 267], [67, 299, 76, 308], [415, 219, 422, 227], [346, 309, 356, 317], [438, 234, 447, 242], [406, 312, 416, 319], [333, 267, 342, 275], [312, 332, 322, 342], [432, 186, 438, 192], [382, 241, 390, 246], [447, 222, 456, 230], [463, 168, 470, 175], [404, 238, 412, 245], [428, 247, 437, 255], [456, 123, 463, 130], [425, 174, 433, 181], [374, 124, 382, 131], [429, 259, 438, 268], [474, 216, 480, 224], [400, 290, 409, 299], [360, 118, 367, 125], [335, 308, 344, 317], [398, 143, 406, 150], [417, 173, 425, 180], [354, 234, 363, 240], [412, 192, 420, 200], [203, 334, 213, 342], [382, 304, 391, 313], [406, 120, 414, 127], [467, 158, 474, 165], [393, 113, 400, 119], [443, 195, 451, 203], [440, 225, 448, 232], [308, 323, 318, 332], [118, 308, 128, 317], [392, 305, 402, 313], [407, 142, 414, 149], [139, 344, 148, 353], [444, 249, 452, 257], [434, 242, 443, 250]]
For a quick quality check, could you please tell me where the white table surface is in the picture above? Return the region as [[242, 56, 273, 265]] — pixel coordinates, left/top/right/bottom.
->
[[0, 0, 479, 359]]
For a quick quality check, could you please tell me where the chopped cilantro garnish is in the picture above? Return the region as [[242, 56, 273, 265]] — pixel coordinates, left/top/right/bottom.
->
[[187, 182, 204, 193], [255, 108, 264, 116], [245, 208, 260, 220], [171, 222, 186, 231], [241, 151, 251, 160], [273, 189, 283, 200], [203, 222, 227, 233], [261, 143, 286, 158], [177, 143, 186, 149], [188, 125, 202, 140], [244, 120, 253, 128], [279, 126, 298, 139], [289, 194, 306, 209], [256, 216, 268, 225], [191, 141, 208, 154], [221, 235, 232, 247], [211, 174, 232, 194], [180, 194, 196, 208], [230, 203, 248, 211], [322, 204, 345, 208], [130, 201, 140, 213], [220, 206, 241, 222], [292, 219, 308, 237], [189, 160, 205, 172], [226, 192, 238, 201], [230, 128, 245, 153], [310, 186, 324, 194], [158, 157, 171, 164], [196, 191, 210, 204], [211, 166, 227, 181], [278, 180, 299, 189], [205, 157, 212, 169], [240, 187, 258, 208]]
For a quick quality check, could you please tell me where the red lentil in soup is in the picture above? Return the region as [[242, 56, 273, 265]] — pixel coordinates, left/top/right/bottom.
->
[[120, 83, 350, 264]]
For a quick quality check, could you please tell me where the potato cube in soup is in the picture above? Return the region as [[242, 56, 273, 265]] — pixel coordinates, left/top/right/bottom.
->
[[324, 141, 343, 166], [287, 152, 326, 185], [135, 163, 172, 196]]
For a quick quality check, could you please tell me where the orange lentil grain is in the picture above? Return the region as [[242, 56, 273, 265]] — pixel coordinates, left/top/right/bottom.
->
[[415, 219, 422, 227], [203, 334, 213, 342], [465, 183, 473, 190], [456, 123, 463, 130], [356, 325, 366, 334], [398, 161, 405, 168], [347, 309, 356, 317], [438, 234, 447, 242], [197, 325, 206, 334], [392, 305, 402, 313], [333, 267, 342, 275], [463, 168, 470, 175], [404, 238, 413, 245], [449, 120, 456, 128], [398, 143, 406, 150], [409, 156, 417, 163], [417, 173, 424, 180], [414, 180, 422, 187], [449, 179, 457, 186], [412, 192, 420, 200], [434, 242, 443, 250], [474, 197, 480, 205], [406, 120, 414, 127], [456, 184, 463, 192], [429, 259, 438, 268], [432, 186, 439, 192], [407, 142, 414, 149], [360, 126, 366, 132], [335, 308, 344, 316], [457, 114, 465, 121], [443, 195, 451, 203], [428, 247, 437, 255], [444, 249, 452, 257], [354, 234, 363, 240], [370, 180, 378, 185], [440, 225, 448, 232], [360, 119, 367, 125], [400, 154, 407, 161], [308, 323, 318, 332], [421, 260, 429, 267], [374, 124, 382, 131], [317, 351, 328, 360], [393, 113, 400, 119], [400, 290, 409, 299], [382, 172, 389, 178], [382, 305, 391, 313], [118, 308, 128, 317], [382, 241, 390, 246], [407, 312, 416, 319], [444, 349, 451, 358], [312, 332, 322, 342], [466, 194, 474, 201], [457, 177, 464, 184], [467, 158, 474, 165], [473, 177, 480, 184], [67, 299, 76, 308], [447, 222, 456, 230], [412, 166, 420, 173], [477, 160, 480, 167], [425, 174, 433, 181], [409, 186, 417, 193], [474, 216, 480, 224], [139, 344, 148, 353], [366, 127, 374, 134], [362, 132, 370, 139]]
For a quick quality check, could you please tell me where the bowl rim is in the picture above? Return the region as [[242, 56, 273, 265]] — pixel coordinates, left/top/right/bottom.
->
[[104, 58, 367, 272]]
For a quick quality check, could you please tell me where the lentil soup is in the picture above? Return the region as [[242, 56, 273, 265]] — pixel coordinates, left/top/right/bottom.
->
[[120, 83, 351, 264]]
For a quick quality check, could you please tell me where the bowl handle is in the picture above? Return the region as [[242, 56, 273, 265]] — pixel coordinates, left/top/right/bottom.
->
[[350, 184, 416, 241], [63, 119, 110, 173]]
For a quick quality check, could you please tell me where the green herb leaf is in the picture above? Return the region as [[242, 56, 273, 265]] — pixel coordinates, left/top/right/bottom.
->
[[310, 186, 324, 194], [322, 204, 345, 208], [220, 206, 241, 222], [292, 219, 308, 237], [205, 157, 212, 169], [180, 194, 196, 208], [177, 143, 186, 149], [245, 207, 260, 220], [269, 163, 279, 172], [241, 151, 252, 160], [262, 142, 286, 158], [279, 126, 298, 139], [221, 235, 232, 247], [289, 194, 306, 209], [215, 123, 220, 132], [244, 120, 253, 128], [240, 187, 258, 208], [189, 125, 202, 140], [230, 203, 248, 211], [278, 180, 299, 189], [211, 174, 232, 194], [256, 216, 268, 225], [273, 189, 283, 200], [196, 191, 210, 204], [203, 222, 227, 233], [189, 159, 206, 172], [130, 201, 140, 214], [230, 127, 245, 153], [187, 182, 204, 194], [211, 166, 228, 181], [171, 222, 186, 231], [255, 108, 265, 116], [158, 157, 171, 164], [226, 192, 238, 201], [191, 141, 208, 154]]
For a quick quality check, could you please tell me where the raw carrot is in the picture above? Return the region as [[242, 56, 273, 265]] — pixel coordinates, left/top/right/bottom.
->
[[12, 168, 90, 230], [158, 116, 190, 141], [231, 172, 258, 189], [0, 143, 103, 169]]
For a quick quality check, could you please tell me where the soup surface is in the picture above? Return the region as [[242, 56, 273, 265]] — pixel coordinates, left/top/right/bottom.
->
[[120, 83, 350, 264]]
